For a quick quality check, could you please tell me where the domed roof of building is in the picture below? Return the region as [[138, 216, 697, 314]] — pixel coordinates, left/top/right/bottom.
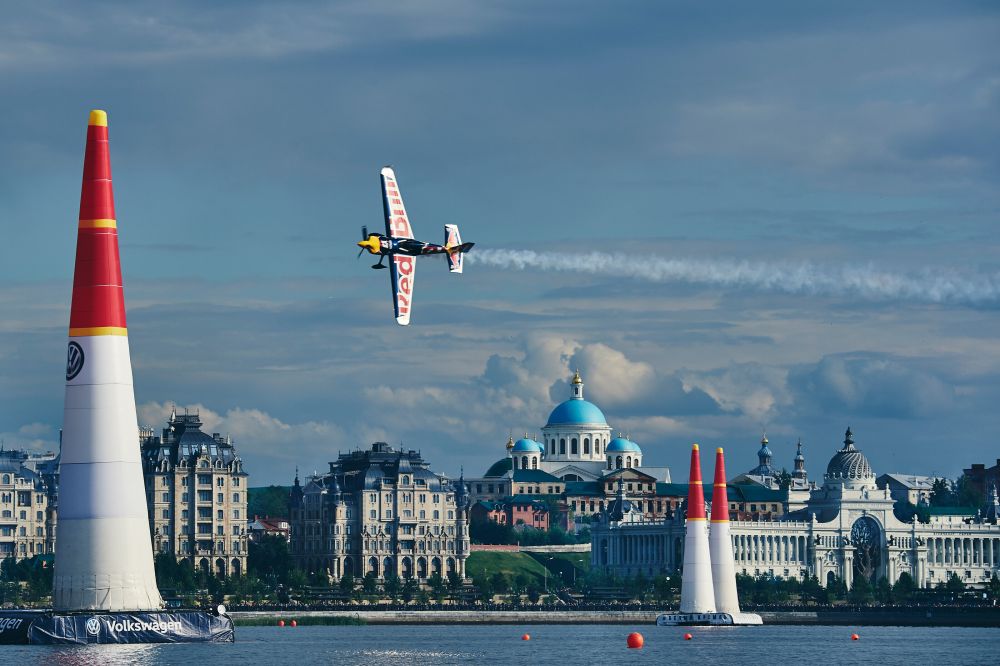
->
[[511, 437, 544, 453], [606, 436, 641, 453], [545, 371, 608, 426], [484, 457, 513, 478], [825, 427, 874, 480], [547, 399, 607, 425]]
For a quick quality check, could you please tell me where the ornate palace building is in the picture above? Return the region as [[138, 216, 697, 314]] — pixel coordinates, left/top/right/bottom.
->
[[140, 408, 250, 577], [0, 448, 58, 563], [592, 428, 1000, 589], [288, 442, 470, 583]]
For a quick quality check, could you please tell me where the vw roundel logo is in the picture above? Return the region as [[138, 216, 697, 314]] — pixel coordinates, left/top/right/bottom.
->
[[66, 341, 85, 381], [85, 617, 100, 635]]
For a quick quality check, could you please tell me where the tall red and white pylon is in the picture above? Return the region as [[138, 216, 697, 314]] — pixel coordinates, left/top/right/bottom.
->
[[710, 447, 741, 614], [53, 110, 163, 611], [679, 443, 716, 614]]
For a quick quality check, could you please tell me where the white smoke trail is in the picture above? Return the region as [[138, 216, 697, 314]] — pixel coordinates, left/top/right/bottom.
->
[[467, 249, 1000, 306]]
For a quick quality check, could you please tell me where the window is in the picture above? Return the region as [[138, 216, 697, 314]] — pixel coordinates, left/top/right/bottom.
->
[[217, 477, 225, 487], [233, 510, 240, 519], [36, 511, 43, 521], [182, 492, 189, 502], [476, 484, 482, 493], [162, 477, 169, 487], [370, 510, 377, 519], [1, 475, 8, 484], [198, 474, 211, 485], [182, 477, 189, 486], [433, 494, 440, 504], [386, 510, 392, 518], [232, 525, 241, 535], [161, 492, 169, 502], [217, 526, 224, 535], [584, 438, 590, 454], [36, 527, 43, 536], [233, 541, 241, 554], [419, 510, 426, 519], [233, 478, 240, 487], [560, 439, 566, 454], [402, 476, 409, 485], [182, 509, 189, 519], [232, 492, 240, 503], [217, 510, 224, 520], [162, 509, 169, 519], [217, 493, 224, 503], [433, 510, 440, 520], [197, 490, 211, 502], [571, 438, 578, 455]]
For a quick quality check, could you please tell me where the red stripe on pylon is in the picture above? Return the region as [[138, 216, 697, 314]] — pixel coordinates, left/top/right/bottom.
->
[[69, 113, 126, 332], [711, 447, 729, 522], [686, 444, 706, 520]]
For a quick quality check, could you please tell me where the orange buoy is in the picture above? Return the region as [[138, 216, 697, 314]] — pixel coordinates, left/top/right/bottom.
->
[[278, 620, 285, 627], [626, 632, 644, 649], [522, 633, 531, 641], [851, 633, 859, 641], [684, 632, 693, 640], [291, 620, 297, 627]]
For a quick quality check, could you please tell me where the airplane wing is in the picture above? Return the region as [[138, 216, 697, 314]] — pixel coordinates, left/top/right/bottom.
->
[[389, 254, 415, 326], [380, 166, 414, 239]]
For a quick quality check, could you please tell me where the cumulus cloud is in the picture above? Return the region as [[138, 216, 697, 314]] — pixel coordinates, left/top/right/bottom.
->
[[0, 422, 59, 452], [788, 353, 956, 419]]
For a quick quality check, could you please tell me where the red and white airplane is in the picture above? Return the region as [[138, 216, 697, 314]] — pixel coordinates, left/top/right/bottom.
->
[[357, 166, 474, 325]]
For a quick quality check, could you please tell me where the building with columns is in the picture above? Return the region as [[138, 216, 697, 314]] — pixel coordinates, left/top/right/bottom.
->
[[592, 428, 1000, 589], [288, 442, 470, 583]]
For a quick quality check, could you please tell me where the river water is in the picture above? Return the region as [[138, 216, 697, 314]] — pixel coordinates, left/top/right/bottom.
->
[[2, 624, 997, 665]]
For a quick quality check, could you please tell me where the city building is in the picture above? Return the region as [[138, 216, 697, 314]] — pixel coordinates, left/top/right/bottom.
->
[[466, 372, 673, 529], [470, 497, 550, 530], [964, 460, 1000, 501], [140, 408, 249, 577], [248, 516, 290, 543], [876, 473, 936, 506], [592, 428, 1000, 589], [288, 442, 470, 582], [0, 448, 58, 563]]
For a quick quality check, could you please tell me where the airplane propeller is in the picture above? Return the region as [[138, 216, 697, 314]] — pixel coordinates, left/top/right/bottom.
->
[[357, 225, 370, 258]]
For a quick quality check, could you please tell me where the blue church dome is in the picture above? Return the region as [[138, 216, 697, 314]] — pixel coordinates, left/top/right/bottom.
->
[[606, 437, 641, 453], [511, 438, 543, 453], [546, 399, 607, 426]]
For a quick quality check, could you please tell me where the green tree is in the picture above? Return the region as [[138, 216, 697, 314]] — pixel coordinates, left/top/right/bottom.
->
[[945, 573, 965, 595], [930, 478, 955, 507], [776, 468, 793, 491], [248, 534, 298, 585], [801, 575, 824, 604], [954, 475, 983, 507], [428, 572, 446, 601], [401, 577, 418, 603], [986, 573, 1000, 601], [338, 571, 355, 595], [892, 572, 915, 603], [447, 571, 463, 598], [874, 576, 893, 604], [490, 572, 510, 595], [473, 576, 494, 602], [247, 485, 291, 519], [827, 574, 848, 601], [849, 576, 874, 604], [383, 573, 401, 601], [362, 571, 378, 595]]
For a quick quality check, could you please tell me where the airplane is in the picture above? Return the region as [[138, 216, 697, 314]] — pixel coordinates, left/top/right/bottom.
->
[[357, 166, 475, 325]]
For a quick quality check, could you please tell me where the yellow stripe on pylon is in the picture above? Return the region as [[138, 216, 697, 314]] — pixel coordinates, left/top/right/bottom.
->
[[79, 219, 117, 229], [69, 326, 128, 336]]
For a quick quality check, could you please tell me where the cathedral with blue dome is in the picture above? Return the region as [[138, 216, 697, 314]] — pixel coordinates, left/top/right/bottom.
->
[[483, 371, 665, 484], [465, 372, 677, 529]]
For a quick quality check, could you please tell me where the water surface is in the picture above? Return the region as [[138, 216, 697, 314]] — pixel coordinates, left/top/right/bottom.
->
[[3, 624, 997, 665]]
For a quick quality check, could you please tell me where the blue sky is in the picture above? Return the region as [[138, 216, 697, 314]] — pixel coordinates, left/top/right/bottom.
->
[[1, 1, 998, 486]]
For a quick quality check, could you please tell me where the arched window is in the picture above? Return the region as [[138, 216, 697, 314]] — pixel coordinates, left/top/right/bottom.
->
[[596, 440, 602, 455], [560, 439, 566, 454], [616, 456, 623, 469], [626, 456, 632, 468], [531, 458, 538, 469], [583, 438, 590, 455], [607, 458, 612, 470], [571, 438, 578, 455], [550, 439, 555, 454], [521, 456, 528, 470], [1, 474, 8, 484]]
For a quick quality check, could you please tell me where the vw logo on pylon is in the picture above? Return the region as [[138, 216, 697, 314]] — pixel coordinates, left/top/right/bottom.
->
[[66, 341, 85, 381], [85, 617, 100, 635]]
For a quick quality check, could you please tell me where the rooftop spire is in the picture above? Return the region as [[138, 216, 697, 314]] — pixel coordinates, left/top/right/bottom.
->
[[571, 370, 584, 400]]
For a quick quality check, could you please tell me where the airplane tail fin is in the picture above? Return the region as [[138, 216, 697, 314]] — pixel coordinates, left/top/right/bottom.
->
[[444, 224, 474, 273]]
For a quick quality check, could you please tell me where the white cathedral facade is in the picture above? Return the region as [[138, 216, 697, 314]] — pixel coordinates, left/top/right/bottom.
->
[[592, 428, 1000, 589]]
